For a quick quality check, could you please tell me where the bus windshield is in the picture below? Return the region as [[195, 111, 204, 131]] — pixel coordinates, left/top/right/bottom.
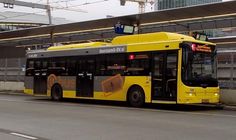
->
[[182, 43, 218, 87]]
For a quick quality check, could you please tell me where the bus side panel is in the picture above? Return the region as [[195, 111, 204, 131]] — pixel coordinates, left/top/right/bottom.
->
[[47, 76, 77, 97], [45, 75, 152, 103], [92, 76, 151, 102], [24, 76, 34, 95], [59, 76, 151, 103]]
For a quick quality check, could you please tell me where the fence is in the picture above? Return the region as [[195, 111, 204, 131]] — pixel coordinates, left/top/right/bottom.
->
[[0, 58, 25, 82], [217, 51, 236, 89]]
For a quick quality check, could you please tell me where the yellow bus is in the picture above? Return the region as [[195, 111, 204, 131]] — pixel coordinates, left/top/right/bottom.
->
[[24, 32, 219, 107]]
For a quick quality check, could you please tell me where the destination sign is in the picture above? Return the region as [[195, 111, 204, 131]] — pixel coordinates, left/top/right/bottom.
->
[[99, 47, 125, 54], [191, 44, 212, 53], [28, 54, 38, 58]]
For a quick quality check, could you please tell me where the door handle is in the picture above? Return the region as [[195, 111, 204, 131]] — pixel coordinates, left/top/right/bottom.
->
[[35, 73, 40, 76], [86, 73, 93, 80], [87, 73, 92, 76]]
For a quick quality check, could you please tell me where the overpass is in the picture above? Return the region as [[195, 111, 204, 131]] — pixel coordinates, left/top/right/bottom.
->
[[0, 0, 236, 48]]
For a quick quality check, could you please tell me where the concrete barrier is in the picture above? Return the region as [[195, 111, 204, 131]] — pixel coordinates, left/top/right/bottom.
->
[[220, 89, 236, 105], [0, 81, 24, 92]]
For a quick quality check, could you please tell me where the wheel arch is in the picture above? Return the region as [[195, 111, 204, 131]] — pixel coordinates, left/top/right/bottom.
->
[[126, 84, 145, 102], [50, 83, 63, 101], [50, 83, 61, 94]]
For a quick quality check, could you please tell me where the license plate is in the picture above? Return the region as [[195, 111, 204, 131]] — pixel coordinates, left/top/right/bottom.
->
[[202, 99, 209, 103]]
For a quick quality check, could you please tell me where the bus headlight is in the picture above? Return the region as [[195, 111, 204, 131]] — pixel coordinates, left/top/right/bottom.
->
[[214, 93, 219, 96], [188, 92, 196, 96]]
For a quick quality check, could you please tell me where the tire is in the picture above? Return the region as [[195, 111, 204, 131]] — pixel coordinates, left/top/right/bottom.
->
[[128, 86, 145, 107], [51, 84, 63, 101]]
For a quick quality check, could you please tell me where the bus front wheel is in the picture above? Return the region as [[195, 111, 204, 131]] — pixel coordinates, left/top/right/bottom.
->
[[51, 84, 63, 101], [128, 86, 145, 107]]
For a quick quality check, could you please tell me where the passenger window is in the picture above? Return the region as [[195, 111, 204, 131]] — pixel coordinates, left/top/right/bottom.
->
[[28, 61, 34, 69], [34, 61, 41, 70], [167, 53, 177, 78], [106, 54, 126, 76], [67, 58, 76, 76], [42, 61, 48, 69], [26, 60, 34, 76], [126, 53, 150, 76], [96, 56, 106, 76], [153, 54, 164, 78], [48, 58, 66, 75]]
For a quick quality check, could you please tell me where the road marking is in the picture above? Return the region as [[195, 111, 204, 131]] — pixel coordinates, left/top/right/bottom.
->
[[10, 132, 38, 140]]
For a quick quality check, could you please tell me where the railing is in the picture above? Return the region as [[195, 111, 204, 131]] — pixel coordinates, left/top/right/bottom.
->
[[0, 58, 25, 82], [217, 51, 236, 89]]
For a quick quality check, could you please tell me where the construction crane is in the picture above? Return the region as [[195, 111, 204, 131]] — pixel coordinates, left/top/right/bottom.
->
[[120, 0, 154, 13]]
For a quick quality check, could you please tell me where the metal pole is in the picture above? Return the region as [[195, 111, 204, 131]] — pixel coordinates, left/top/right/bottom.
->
[[139, 2, 145, 13], [18, 58, 21, 82], [47, 0, 52, 25], [4, 58, 7, 82], [231, 53, 234, 89]]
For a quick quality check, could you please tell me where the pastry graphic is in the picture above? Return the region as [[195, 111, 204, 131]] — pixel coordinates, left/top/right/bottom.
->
[[47, 74, 57, 89], [101, 74, 124, 93]]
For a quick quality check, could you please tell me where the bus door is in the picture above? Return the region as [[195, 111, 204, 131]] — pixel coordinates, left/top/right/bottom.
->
[[33, 60, 47, 95], [76, 58, 94, 97], [152, 51, 177, 101]]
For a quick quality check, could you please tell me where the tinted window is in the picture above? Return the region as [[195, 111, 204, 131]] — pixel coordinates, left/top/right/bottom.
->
[[42, 61, 48, 69], [106, 54, 126, 76], [126, 53, 150, 76], [67, 58, 76, 76], [78, 58, 95, 73], [48, 58, 66, 75], [96, 56, 106, 76], [35, 61, 41, 69], [26, 60, 34, 76], [153, 53, 164, 78]]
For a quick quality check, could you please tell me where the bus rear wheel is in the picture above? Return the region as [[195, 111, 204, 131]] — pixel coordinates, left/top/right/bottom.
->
[[128, 86, 145, 107], [51, 84, 63, 101]]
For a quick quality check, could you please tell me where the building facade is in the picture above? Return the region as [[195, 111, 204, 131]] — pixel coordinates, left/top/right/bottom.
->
[[155, 0, 222, 10]]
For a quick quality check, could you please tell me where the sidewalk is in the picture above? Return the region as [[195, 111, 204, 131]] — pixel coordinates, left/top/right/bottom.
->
[[223, 104, 236, 111], [0, 90, 25, 96]]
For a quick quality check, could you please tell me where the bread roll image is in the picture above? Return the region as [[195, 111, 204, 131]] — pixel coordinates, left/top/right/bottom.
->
[[101, 74, 124, 93]]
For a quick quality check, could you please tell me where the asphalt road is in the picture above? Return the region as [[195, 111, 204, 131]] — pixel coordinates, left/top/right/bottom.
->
[[0, 94, 236, 140]]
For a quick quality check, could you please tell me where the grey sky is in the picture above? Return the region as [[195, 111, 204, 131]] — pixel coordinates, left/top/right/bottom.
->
[[0, 0, 231, 23], [0, 0, 155, 22]]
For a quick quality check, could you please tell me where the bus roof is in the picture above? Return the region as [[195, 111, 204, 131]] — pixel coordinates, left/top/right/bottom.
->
[[47, 42, 111, 51], [112, 32, 215, 46], [46, 32, 215, 51], [27, 32, 216, 59]]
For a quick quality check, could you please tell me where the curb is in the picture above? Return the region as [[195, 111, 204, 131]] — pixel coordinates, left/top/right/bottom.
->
[[223, 105, 236, 111], [0, 91, 26, 96]]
